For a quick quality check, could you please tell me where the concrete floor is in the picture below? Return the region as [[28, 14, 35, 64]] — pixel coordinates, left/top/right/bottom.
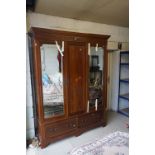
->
[[26, 111, 129, 155]]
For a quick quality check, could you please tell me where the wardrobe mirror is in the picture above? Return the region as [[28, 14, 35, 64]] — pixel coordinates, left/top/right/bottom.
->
[[40, 44, 64, 118], [88, 45, 104, 111]]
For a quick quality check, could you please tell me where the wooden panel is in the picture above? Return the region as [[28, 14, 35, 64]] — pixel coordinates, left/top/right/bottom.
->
[[45, 118, 77, 138], [68, 43, 87, 115], [78, 112, 102, 129], [31, 27, 110, 43]]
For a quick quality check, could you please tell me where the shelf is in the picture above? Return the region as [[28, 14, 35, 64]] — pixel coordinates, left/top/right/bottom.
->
[[118, 108, 129, 116], [120, 63, 129, 65], [119, 94, 129, 100], [120, 51, 129, 54], [120, 78, 129, 83], [122, 108, 129, 113]]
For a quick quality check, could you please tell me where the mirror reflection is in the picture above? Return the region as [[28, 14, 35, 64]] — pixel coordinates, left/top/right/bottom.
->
[[40, 44, 64, 118], [88, 46, 104, 111]]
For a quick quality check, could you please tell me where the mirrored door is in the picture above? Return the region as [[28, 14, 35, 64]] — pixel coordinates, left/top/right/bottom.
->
[[88, 45, 104, 112], [40, 44, 64, 118]]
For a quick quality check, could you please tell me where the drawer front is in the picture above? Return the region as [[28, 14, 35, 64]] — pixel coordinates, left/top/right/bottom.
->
[[45, 118, 77, 138], [78, 112, 102, 129]]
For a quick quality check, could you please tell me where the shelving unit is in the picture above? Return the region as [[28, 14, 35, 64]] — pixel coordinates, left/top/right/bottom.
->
[[118, 51, 129, 117]]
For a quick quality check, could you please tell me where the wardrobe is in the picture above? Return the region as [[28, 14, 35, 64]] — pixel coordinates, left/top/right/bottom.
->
[[29, 27, 110, 148]]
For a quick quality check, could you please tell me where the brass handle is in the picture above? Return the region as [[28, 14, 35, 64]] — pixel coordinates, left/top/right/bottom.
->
[[74, 37, 79, 40], [78, 76, 82, 80], [75, 76, 82, 82]]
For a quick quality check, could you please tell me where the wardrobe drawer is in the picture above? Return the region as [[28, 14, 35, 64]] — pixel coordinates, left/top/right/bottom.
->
[[78, 112, 102, 128], [45, 118, 77, 138]]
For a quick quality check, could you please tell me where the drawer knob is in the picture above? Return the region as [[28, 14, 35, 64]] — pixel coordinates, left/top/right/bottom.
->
[[74, 37, 78, 40], [73, 124, 76, 127]]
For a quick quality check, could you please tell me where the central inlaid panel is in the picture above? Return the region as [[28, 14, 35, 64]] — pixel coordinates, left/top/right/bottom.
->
[[67, 43, 87, 115]]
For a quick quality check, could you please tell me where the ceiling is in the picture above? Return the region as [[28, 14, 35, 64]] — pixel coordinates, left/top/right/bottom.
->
[[34, 0, 129, 27]]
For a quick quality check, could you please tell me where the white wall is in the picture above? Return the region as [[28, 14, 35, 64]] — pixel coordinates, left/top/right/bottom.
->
[[109, 51, 120, 111], [27, 13, 129, 50], [26, 35, 35, 139]]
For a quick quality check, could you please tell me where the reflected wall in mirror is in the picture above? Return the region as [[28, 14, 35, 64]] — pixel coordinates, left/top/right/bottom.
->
[[88, 46, 104, 111], [40, 44, 64, 118]]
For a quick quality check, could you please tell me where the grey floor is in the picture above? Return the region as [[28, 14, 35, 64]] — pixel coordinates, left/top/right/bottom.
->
[[26, 111, 129, 155]]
